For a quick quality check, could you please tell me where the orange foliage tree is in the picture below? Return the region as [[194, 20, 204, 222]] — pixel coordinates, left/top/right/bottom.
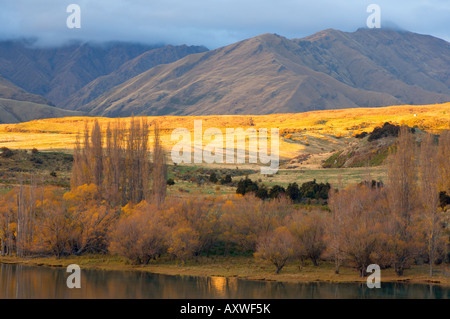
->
[[109, 201, 167, 264], [63, 184, 116, 255]]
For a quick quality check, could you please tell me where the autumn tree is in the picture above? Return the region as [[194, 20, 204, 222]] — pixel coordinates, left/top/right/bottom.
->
[[327, 184, 385, 277], [418, 133, 446, 276], [0, 181, 40, 257], [91, 120, 104, 188], [72, 118, 151, 205], [255, 226, 296, 274], [386, 126, 421, 276], [124, 117, 150, 204], [71, 132, 84, 189], [327, 177, 345, 274], [437, 129, 450, 265], [220, 195, 291, 253], [152, 121, 167, 208], [64, 184, 115, 255], [345, 185, 384, 277], [437, 129, 450, 194], [35, 187, 73, 258], [0, 188, 19, 256], [72, 121, 100, 189], [168, 225, 201, 265], [109, 201, 166, 264], [15, 180, 38, 257], [103, 121, 123, 206], [163, 198, 221, 257], [288, 212, 326, 267]]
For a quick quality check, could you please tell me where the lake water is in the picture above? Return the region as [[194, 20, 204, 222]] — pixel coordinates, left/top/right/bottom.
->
[[0, 263, 448, 299]]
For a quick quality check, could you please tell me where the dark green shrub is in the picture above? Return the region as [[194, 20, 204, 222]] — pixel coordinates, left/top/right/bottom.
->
[[286, 183, 300, 201], [220, 174, 232, 185], [1, 147, 13, 158], [236, 177, 258, 195], [299, 179, 331, 200], [269, 185, 286, 199], [209, 172, 218, 183], [439, 191, 450, 210], [255, 185, 269, 200], [368, 122, 401, 142]]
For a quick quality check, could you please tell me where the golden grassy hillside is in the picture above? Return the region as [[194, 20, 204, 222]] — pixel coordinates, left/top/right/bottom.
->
[[0, 102, 448, 159]]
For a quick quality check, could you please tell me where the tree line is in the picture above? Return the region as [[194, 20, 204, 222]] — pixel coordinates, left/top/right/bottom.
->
[[71, 118, 166, 207], [0, 125, 449, 278], [236, 177, 330, 203]]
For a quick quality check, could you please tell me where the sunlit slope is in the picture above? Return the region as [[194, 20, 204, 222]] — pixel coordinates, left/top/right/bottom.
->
[[0, 102, 448, 160], [81, 29, 450, 117]]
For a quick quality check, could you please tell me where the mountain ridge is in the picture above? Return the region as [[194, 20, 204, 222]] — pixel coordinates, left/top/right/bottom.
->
[[0, 75, 52, 106], [0, 98, 83, 124], [80, 28, 450, 117], [0, 40, 207, 109], [0, 28, 449, 121]]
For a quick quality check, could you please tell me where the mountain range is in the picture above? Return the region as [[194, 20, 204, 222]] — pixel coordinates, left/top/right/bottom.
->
[[0, 28, 449, 122], [0, 75, 82, 123]]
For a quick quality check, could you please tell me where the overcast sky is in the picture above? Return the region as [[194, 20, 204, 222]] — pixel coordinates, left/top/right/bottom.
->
[[0, 0, 449, 48]]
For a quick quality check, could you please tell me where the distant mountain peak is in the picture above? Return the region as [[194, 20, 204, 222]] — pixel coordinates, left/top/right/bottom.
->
[[79, 28, 449, 117], [0, 28, 449, 122], [0, 40, 208, 112]]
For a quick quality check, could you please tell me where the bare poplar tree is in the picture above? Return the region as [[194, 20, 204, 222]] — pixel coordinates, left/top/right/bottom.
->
[[420, 133, 445, 277], [125, 117, 150, 204], [152, 121, 167, 208], [90, 120, 103, 188], [327, 176, 345, 274], [437, 129, 450, 194], [82, 121, 93, 185], [71, 118, 151, 205], [104, 122, 124, 206], [71, 131, 83, 189], [386, 126, 419, 276], [138, 119, 150, 203]]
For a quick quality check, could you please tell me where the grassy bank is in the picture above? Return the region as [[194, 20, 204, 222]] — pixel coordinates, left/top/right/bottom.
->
[[1, 255, 448, 287]]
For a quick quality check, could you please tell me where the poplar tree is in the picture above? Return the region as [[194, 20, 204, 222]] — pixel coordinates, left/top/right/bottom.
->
[[152, 121, 167, 208], [386, 126, 420, 276], [419, 133, 442, 276]]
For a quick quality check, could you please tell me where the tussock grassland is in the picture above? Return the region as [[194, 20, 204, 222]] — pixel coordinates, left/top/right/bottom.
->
[[0, 102, 448, 155], [0, 102, 447, 189]]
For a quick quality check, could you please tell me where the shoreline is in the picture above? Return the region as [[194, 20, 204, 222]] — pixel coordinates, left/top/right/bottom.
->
[[1, 255, 448, 287]]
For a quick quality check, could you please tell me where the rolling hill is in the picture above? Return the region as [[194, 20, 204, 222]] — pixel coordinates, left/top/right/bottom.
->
[[79, 29, 450, 117], [1, 102, 447, 193], [0, 75, 51, 105], [1, 102, 448, 152], [0, 98, 83, 124]]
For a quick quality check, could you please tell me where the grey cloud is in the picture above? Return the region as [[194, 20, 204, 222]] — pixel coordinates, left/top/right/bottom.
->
[[0, 0, 448, 48]]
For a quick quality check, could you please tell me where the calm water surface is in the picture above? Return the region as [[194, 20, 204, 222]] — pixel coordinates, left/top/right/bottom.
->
[[0, 263, 448, 299]]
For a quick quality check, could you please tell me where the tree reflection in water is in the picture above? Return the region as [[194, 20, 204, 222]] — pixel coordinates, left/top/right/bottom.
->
[[0, 264, 448, 299]]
